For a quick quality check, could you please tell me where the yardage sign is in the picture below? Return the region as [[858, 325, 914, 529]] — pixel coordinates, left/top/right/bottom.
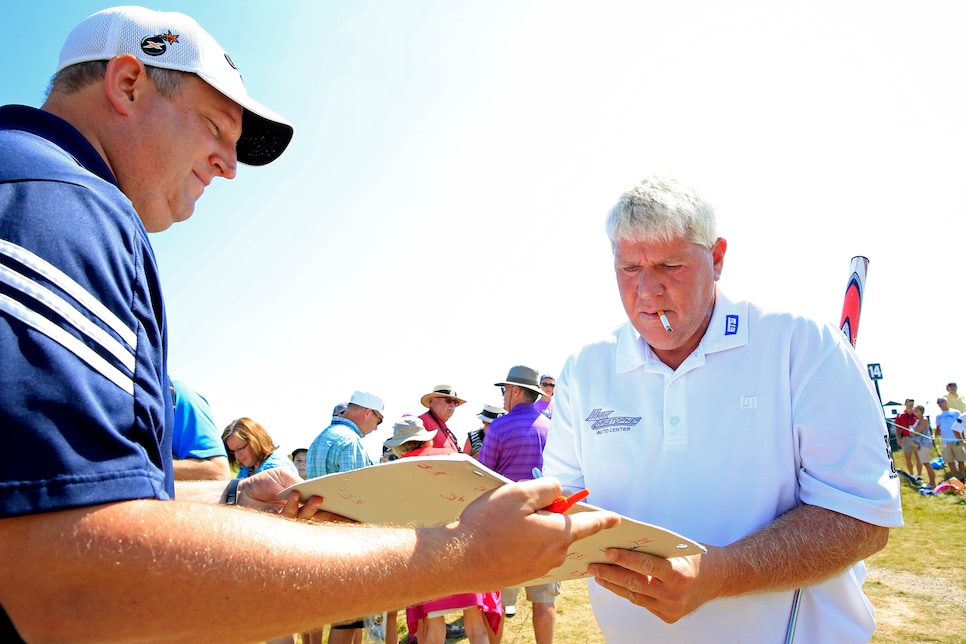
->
[[867, 363, 883, 380]]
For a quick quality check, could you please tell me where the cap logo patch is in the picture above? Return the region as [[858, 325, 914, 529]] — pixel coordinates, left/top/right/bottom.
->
[[140, 30, 180, 57]]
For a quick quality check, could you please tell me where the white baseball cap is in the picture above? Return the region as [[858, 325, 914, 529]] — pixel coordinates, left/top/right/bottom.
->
[[56, 6, 294, 166], [349, 391, 384, 413]]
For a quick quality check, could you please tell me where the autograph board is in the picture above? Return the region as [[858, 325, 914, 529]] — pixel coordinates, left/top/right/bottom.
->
[[280, 454, 705, 585]]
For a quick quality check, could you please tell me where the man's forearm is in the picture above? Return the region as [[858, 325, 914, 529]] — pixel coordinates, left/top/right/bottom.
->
[[172, 456, 231, 481], [713, 505, 889, 598], [173, 478, 233, 504], [0, 500, 474, 642], [0, 478, 619, 643]]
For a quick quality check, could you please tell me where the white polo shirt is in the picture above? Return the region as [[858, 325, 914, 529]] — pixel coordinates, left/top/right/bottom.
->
[[543, 291, 903, 643]]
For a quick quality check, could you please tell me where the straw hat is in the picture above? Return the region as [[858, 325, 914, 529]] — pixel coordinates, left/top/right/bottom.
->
[[420, 384, 467, 408]]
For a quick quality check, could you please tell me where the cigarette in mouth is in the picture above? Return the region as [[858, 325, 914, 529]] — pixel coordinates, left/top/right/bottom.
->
[[657, 310, 673, 334]]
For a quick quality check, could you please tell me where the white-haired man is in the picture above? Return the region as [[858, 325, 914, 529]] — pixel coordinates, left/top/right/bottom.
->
[[542, 175, 902, 643]]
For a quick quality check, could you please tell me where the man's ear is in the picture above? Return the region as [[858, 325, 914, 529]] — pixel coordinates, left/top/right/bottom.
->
[[103, 54, 150, 116], [711, 237, 727, 281]]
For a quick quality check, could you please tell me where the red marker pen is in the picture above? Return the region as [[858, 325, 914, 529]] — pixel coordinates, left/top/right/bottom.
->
[[542, 488, 590, 513]]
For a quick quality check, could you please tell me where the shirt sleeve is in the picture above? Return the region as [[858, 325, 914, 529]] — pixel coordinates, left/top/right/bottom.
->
[[0, 176, 171, 518], [170, 379, 226, 460], [794, 325, 902, 528], [477, 426, 498, 471], [540, 357, 587, 493]]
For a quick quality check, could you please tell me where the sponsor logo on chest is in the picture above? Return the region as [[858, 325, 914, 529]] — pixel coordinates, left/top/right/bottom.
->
[[585, 408, 642, 435]]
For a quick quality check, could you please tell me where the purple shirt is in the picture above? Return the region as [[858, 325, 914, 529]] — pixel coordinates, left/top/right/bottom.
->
[[477, 403, 550, 482], [533, 398, 553, 419]]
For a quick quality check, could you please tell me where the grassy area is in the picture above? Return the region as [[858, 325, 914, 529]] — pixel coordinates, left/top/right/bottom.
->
[[498, 580, 604, 644], [864, 459, 966, 643]]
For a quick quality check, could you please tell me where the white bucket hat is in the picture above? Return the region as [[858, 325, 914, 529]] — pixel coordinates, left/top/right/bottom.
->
[[384, 416, 438, 447], [477, 403, 506, 423], [56, 6, 294, 165]]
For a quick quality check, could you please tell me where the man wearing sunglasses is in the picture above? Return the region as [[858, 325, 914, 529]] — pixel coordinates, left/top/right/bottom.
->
[[306, 389, 386, 643], [419, 384, 466, 453], [307, 390, 384, 478], [535, 375, 556, 419]]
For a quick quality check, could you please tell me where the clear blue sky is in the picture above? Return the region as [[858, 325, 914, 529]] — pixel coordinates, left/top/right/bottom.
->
[[5, 1, 966, 458]]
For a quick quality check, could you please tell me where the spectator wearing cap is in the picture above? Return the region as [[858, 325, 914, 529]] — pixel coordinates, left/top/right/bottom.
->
[[384, 417, 447, 460], [419, 385, 466, 453], [944, 383, 966, 414], [534, 374, 556, 419], [384, 417, 452, 644], [464, 404, 506, 458], [386, 418, 503, 644], [418, 384, 470, 639], [477, 366, 556, 644], [307, 391, 384, 478], [935, 398, 965, 480], [306, 390, 386, 644]]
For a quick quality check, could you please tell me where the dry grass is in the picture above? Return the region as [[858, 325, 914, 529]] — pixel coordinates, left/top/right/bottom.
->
[[498, 580, 604, 644], [864, 456, 966, 644]]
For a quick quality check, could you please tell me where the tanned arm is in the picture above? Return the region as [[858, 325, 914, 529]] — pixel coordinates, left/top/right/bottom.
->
[[0, 478, 619, 643], [590, 504, 888, 623]]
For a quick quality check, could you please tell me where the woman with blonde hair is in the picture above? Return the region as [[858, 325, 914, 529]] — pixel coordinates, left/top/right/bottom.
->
[[222, 417, 299, 479]]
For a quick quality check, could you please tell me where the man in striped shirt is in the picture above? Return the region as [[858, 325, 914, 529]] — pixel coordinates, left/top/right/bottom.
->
[[478, 365, 557, 644]]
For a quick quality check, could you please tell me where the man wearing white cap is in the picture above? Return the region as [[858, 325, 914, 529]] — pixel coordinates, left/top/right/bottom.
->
[[306, 390, 386, 642], [0, 8, 620, 642], [307, 391, 385, 477]]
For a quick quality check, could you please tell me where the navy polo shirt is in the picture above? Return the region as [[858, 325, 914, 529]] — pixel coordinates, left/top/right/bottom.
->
[[0, 104, 174, 519]]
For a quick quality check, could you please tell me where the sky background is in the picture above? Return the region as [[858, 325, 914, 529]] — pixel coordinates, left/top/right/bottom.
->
[[4, 1, 966, 460]]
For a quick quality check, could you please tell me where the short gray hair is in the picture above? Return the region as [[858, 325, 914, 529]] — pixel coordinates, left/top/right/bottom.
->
[[605, 175, 718, 250], [48, 60, 186, 98]]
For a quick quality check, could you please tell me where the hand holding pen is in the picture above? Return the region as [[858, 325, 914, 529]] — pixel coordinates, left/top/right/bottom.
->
[[533, 467, 591, 513]]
